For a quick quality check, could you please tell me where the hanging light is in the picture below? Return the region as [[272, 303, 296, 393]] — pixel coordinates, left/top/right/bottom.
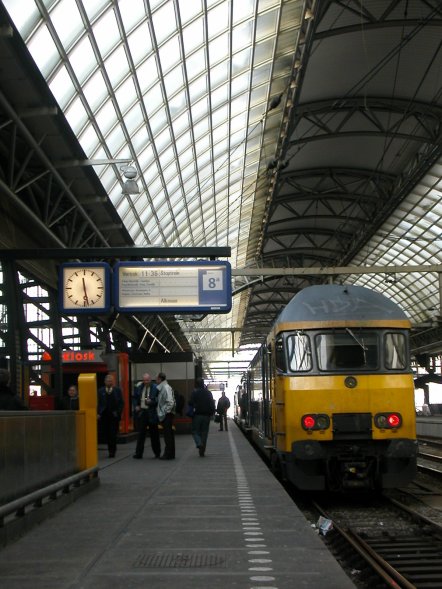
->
[[120, 165, 140, 195]]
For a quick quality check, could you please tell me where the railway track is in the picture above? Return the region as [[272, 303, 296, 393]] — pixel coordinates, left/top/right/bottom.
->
[[418, 437, 442, 479], [300, 492, 442, 589]]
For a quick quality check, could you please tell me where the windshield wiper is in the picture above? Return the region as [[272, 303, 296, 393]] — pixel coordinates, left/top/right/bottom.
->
[[345, 328, 367, 364]]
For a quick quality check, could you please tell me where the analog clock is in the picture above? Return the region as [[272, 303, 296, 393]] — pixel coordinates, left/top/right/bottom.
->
[[60, 263, 110, 313]]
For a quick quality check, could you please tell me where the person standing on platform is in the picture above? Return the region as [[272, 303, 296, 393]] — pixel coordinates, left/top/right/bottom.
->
[[189, 377, 215, 457], [0, 369, 27, 410], [97, 373, 124, 458], [65, 384, 79, 410], [133, 373, 161, 459], [216, 390, 231, 431], [156, 372, 175, 460]]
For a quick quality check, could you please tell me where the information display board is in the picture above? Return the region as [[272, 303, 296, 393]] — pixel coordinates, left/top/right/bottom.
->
[[114, 261, 231, 313]]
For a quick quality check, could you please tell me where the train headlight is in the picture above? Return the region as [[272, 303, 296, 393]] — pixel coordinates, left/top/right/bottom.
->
[[374, 412, 402, 429], [301, 414, 330, 431]]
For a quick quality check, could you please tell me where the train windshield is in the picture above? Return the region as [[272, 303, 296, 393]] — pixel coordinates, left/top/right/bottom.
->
[[315, 330, 378, 371]]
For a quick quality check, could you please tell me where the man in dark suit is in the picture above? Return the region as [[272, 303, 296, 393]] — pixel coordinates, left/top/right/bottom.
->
[[97, 373, 124, 458], [133, 373, 161, 459]]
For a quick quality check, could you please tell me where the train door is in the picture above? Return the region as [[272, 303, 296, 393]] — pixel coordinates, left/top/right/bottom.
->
[[262, 345, 272, 439]]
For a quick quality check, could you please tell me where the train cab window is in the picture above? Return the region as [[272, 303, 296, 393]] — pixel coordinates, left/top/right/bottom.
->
[[275, 337, 286, 371], [287, 332, 312, 372], [316, 331, 378, 371], [385, 333, 407, 370]]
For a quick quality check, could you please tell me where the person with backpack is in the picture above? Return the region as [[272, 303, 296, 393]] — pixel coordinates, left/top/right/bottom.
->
[[216, 390, 231, 431], [189, 377, 215, 457], [156, 372, 175, 460]]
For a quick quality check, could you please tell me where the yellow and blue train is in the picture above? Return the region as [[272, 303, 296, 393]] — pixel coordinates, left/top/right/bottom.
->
[[237, 284, 417, 491]]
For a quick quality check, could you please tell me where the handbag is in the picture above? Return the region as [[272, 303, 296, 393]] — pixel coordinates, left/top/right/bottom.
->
[[214, 413, 221, 423], [186, 405, 195, 418]]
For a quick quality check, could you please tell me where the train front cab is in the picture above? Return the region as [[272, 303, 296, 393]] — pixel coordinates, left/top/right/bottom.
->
[[268, 326, 418, 492]]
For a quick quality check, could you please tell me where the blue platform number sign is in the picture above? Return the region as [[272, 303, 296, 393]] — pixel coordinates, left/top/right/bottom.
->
[[198, 267, 226, 307]]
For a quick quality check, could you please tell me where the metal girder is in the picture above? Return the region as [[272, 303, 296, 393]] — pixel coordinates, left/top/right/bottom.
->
[[315, 0, 442, 40], [232, 264, 442, 277], [288, 97, 442, 148], [0, 246, 231, 260]]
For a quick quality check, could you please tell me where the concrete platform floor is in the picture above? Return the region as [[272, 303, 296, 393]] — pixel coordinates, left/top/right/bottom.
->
[[0, 420, 355, 588]]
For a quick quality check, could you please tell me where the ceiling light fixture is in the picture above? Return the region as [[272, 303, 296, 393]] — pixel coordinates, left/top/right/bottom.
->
[[120, 165, 140, 195]]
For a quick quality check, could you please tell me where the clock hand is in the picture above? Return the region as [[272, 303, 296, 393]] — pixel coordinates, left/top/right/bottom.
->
[[82, 277, 89, 306]]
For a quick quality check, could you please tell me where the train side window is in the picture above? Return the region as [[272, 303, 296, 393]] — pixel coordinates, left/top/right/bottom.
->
[[275, 337, 286, 372], [287, 333, 312, 372], [385, 332, 407, 369]]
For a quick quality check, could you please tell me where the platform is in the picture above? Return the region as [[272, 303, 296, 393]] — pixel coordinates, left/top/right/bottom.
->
[[416, 415, 442, 438], [0, 421, 355, 588]]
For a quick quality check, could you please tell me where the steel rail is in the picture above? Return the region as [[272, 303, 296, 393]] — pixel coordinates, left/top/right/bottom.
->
[[312, 500, 415, 589]]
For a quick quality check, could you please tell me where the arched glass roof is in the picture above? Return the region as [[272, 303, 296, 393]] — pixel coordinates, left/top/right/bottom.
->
[[5, 0, 441, 374], [3, 0, 304, 371]]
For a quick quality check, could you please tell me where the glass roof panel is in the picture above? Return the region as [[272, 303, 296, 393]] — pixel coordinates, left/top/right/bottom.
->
[[182, 18, 204, 55], [152, 2, 177, 43], [105, 123, 125, 153], [115, 77, 137, 113], [208, 33, 229, 66], [169, 92, 187, 118], [82, 0, 108, 21], [78, 125, 100, 156], [185, 47, 206, 79], [127, 22, 153, 66], [83, 69, 108, 111], [104, 45, 131, 87], [178, 0, 202, 24], [27, 22, 59, 77], [118, 0, 146, 32], [125, 104, 144, 135], [144, 86, 164, 118], [49, 65, 76, 109], [50, 0, 83, 49], [65, 96, 88, 134], [96, 99, 118, 136], [69, 35, 97, 84], [164, 66, 185, 97], [158, 36, 181, 72], [207, 3, 229, 37], [137, 55, 159, 93], [92, 8, 120, 57]]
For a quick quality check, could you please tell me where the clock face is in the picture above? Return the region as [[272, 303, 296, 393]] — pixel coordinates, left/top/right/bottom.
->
[[62, 265, 108, 310]]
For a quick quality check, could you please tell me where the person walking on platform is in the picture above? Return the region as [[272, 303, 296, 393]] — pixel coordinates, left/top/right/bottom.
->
[[216, 390, 231, 431], [189, 377, 215, 457], [0, 369, 27, 410], [156, 372, 175, 460], [97, 374, 124, 458], [133, 373, 161, 459]]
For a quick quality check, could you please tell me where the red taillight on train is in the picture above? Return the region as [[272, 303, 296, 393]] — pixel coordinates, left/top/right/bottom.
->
[[387, 413, 401, 427], [374, 412, 402, 429], [301, 414, 330, 431], [303, 415, 316, 429]]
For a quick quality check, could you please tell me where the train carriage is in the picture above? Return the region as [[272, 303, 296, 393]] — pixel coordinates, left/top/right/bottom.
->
[[241, 284, 417, 491]]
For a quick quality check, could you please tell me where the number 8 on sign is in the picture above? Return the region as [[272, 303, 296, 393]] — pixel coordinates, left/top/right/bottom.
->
[[202, 270, 223, 291]]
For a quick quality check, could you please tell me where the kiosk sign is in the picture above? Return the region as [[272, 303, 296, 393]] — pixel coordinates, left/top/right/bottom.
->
[[114, 261, 231, 313]]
